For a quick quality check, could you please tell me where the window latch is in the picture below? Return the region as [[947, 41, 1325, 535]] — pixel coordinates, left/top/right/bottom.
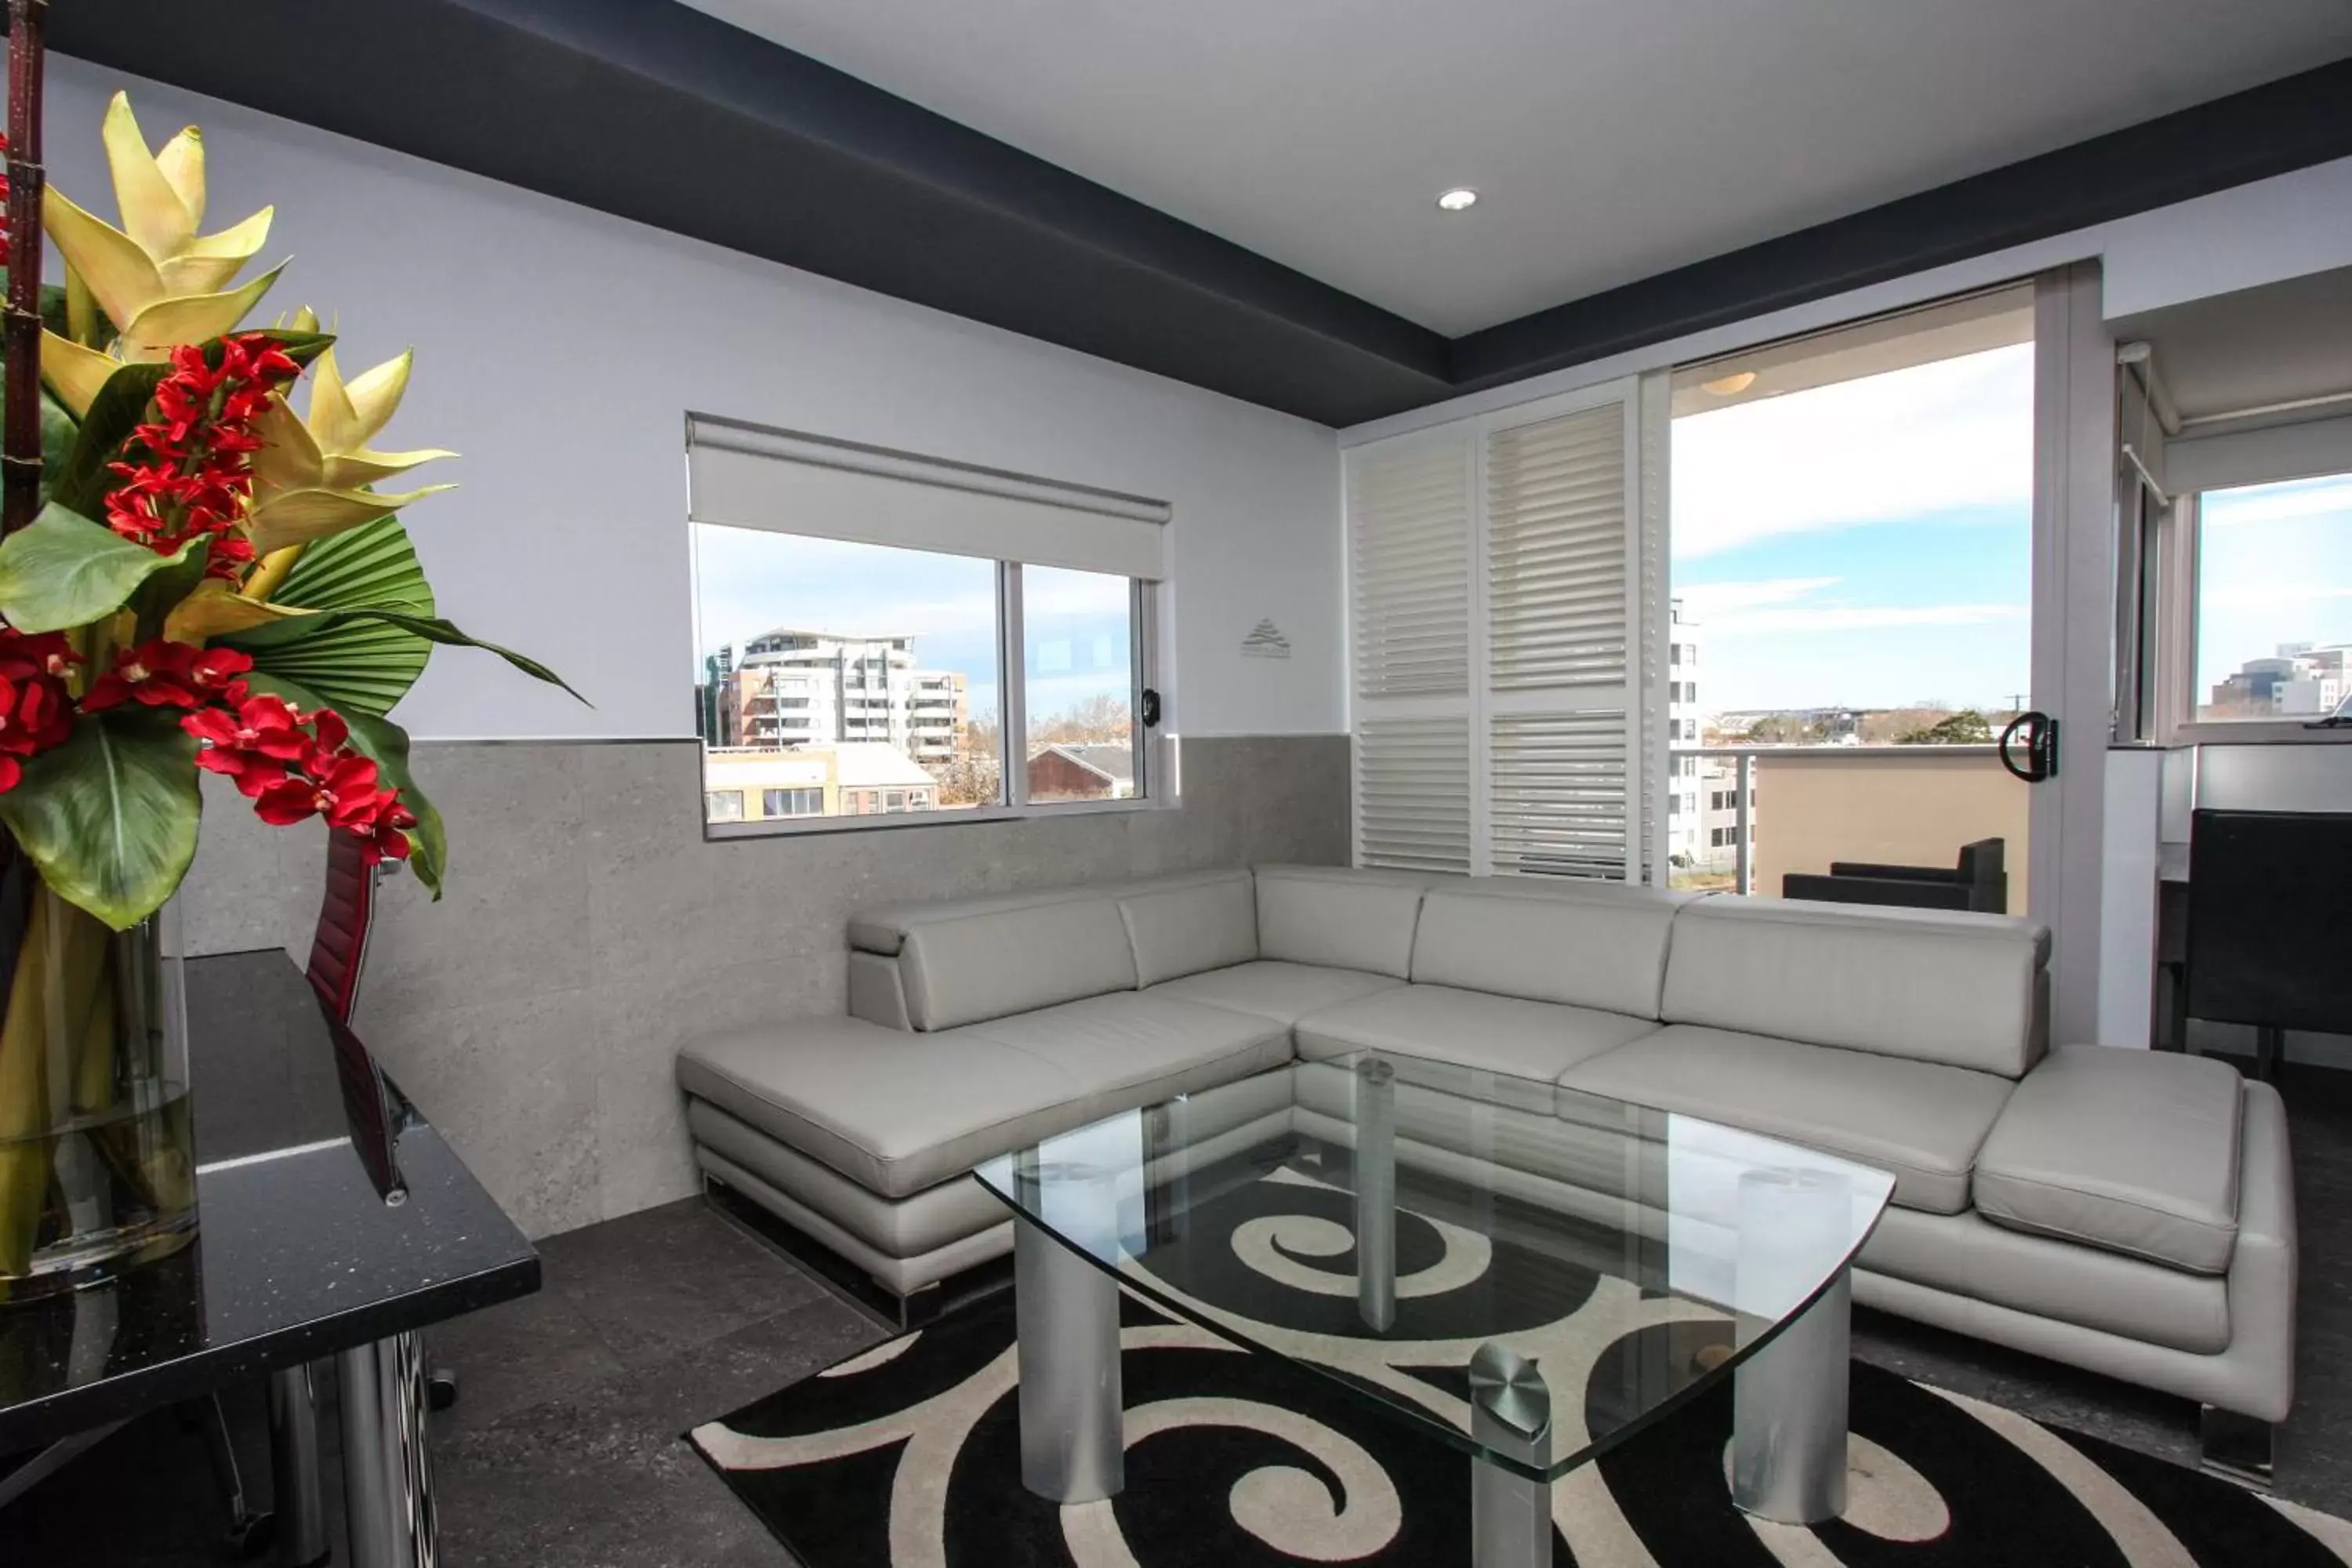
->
[[1139, 688, 1162, 728]]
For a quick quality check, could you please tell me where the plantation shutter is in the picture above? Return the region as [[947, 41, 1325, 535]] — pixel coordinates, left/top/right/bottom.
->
[[1348, 381, 1646, 880], [1348, 430, 1474, 872], [1484, 398, 1639, 879]]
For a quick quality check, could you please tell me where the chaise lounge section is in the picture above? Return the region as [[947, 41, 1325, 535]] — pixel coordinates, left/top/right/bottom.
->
[[675, 862, 2295, 1462]]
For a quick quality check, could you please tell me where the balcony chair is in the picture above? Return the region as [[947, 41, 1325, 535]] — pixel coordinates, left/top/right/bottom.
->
[[1782, 837, 2007, 913]]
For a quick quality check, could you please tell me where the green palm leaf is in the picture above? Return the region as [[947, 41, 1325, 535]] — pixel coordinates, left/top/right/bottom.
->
[[226, 517, 435, 716]]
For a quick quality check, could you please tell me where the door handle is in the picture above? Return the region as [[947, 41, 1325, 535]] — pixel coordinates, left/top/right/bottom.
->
[[1998, 711, 2059, 782]]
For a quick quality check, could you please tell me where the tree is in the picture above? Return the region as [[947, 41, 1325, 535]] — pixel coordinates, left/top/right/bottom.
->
[[1896, 708, 1994, 745], [1741, 714, 1828, 745], [1030, 694, 1131, 746]]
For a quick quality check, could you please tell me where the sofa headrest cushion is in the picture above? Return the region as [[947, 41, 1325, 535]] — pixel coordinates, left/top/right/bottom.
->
[[1120, 871, 1259, 987], [1661, 897, 2049, 1077], [1411, 883, 1684, 1018], [898, 896, 1138, 1030], [1254, 864, 1428, 978]]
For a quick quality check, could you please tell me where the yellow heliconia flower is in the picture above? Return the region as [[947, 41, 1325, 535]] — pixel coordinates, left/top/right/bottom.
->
[[246, 343, 455, 556], [38, 92, 281, 414]]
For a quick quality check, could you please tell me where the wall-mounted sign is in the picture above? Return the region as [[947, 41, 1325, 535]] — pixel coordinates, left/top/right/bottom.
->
[[1241, 619, 1292, 659]]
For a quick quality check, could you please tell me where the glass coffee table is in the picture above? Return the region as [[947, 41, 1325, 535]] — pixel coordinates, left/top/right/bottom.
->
[[974, 1051, 1893, 1568]]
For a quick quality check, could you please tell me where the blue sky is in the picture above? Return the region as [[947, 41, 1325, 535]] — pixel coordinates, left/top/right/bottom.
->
[[1670, 343, 2035, 713], [2194, 474, 2352, 701], [691, 528, 1132, 726]]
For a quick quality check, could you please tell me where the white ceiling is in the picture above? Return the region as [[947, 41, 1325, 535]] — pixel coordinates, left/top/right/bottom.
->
[[680, 0, 2352, 336]]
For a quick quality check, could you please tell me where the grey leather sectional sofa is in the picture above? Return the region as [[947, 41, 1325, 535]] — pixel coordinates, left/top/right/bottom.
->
[[675, 863, 2296, 1446]]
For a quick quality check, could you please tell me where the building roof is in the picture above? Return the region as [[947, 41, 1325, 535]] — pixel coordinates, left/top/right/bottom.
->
[[1039, 742, 1134, 784], [823, 742, 942, 789]]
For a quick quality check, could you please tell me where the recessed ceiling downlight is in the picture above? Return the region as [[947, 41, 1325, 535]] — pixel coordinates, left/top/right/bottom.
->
[[1436, 187, 1479, 212]]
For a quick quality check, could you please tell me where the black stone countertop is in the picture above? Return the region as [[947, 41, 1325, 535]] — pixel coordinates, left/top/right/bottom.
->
[[0, 949, 539, 1451]]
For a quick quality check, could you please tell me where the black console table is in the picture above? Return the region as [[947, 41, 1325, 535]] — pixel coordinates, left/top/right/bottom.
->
[[0, 949, 539, 1565]]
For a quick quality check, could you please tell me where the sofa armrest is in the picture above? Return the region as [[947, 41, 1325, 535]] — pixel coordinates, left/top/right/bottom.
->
[[2224, 1080, 2296, 1421], [848, 949, 913, 1030]]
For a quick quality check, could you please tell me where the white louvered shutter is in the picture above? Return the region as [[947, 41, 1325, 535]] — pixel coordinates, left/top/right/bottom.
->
[[1349, 380, 1645, 881], [1483, 397, 1640, 880], [1348, 431, 1472, 871]]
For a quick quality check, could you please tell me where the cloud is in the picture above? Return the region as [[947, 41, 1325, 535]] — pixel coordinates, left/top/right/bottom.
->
[[1676, 575, 2024, 635], [1675, 577, 1842, 617], [2200, 584, 2352, 608], [1704, 604, 2027, 634], [2202, 477, 2352, 527], [1671, 344, 2033, 558]]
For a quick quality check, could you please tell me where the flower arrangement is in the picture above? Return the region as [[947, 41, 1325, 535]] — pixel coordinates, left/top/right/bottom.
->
[[0, 92, 575, 931], [0, 83, 575, 1298]]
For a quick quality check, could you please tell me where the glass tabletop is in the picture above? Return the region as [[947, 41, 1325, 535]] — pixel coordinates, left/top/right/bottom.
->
[[972, 1050, 1893, 1483]]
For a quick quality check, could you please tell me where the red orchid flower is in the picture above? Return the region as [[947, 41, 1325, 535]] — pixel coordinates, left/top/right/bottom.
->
[[82, 640, 254, 713]]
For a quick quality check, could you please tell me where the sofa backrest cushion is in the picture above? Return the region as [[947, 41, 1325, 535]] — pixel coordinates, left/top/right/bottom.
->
[[1410, 881, 1687, 1018], [1661, 896, 2049, 1077], [1119, 869, 1259, 987], [851, 886, 1099, 957], [898, 897, 1138, 1030], [1254, 865, 1428, 978]]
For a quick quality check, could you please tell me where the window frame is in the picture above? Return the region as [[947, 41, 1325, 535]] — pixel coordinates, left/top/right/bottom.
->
[[2148, 486, 2352, 747], [694, 533, 1169, 842]]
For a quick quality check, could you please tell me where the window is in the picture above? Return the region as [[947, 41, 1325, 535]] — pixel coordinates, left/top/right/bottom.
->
[[705, 790, 745, 822], [2185, 474, 2352, 726], [1022, 566, 1139, 802], [763, 787, 822, 817], [688, 419, 1166, 833]]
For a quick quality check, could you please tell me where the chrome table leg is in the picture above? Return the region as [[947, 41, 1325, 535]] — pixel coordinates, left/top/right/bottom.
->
[[1013, 1181, 1123, 1504], [268, 1361, 330, 1567], [1468, 1342, 1553, 1568], [1732, 1266, 1851, 1523], [1355, 1056, 1397, 1333], [338, 1331, 437, 1568]]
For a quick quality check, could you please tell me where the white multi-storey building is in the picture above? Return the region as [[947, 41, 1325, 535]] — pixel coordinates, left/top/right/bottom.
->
[[1662, 600, 1754, 880], [2210, 643, 2351, 718], [713, 629, 970, 766]]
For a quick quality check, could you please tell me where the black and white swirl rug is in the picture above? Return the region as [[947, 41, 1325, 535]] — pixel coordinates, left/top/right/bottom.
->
[[691, 1167, 2350, 1566]]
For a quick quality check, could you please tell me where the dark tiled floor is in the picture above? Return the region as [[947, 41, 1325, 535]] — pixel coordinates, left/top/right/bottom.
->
[[12, 1063, 2352, 1563]]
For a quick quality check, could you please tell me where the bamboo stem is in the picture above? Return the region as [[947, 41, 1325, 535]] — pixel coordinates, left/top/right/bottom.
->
[[1, 0, 49, 537]]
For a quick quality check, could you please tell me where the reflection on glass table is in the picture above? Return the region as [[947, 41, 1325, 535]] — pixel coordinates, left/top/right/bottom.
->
[[974, 1051, 1893, 1568]]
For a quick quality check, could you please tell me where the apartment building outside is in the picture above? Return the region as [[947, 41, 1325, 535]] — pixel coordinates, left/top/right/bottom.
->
[[2209, 642, 2351, 718], [702, 628, 971, 766]]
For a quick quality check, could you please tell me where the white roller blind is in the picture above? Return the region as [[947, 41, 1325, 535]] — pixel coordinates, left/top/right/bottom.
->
[[688, 415, 1168, 580], [1346, 380, 1646, 881]]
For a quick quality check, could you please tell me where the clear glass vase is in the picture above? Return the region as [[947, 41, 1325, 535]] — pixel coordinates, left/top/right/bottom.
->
[[0, 851, 197, 1306]]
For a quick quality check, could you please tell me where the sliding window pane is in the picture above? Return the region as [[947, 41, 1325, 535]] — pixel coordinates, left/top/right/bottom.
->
[[1022, 565, 1137, 802], [693, 526, 1003, 824], [2194, 474, 2352, 724]]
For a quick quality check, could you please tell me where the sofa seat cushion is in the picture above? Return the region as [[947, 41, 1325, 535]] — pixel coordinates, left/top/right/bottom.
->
[[677, 1017, 1085, 1199], [1295, 985, 1661, 1082], [963, 993, 1292, 1115], [1974, 1044, 2242, 1274], [1860, 1204, 2230, 1355], [1562, 1025, 2015, 1214], [1146, 960, 1403, 1025]]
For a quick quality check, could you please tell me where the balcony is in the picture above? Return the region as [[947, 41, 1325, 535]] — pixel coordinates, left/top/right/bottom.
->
[[1668, 746, 2026, 912]]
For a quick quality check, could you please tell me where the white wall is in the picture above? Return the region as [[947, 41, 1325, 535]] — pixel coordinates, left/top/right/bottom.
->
[[43, 57, 1346, 741]]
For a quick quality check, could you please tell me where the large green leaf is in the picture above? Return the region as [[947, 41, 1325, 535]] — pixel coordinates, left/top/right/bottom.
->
[[243, 672, 448, 898], [229, 607, 582, 702], [0, 503, 201, 633], [227, 517, 434, 716], [0, 709, 201, 931], [47, 331, 338, 517]]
